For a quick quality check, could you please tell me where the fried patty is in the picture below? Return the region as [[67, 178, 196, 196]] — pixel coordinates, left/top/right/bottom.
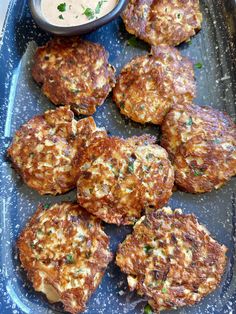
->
[[76, 135, 174, 225], [161, 104, 236, 193], [122, 0, 202, 46], [113, 45, 195, 125], [17, 202, 112, 314], [116, 207, 227, 312], [8, 106, 106, 195], [32, 37, 115, 115]]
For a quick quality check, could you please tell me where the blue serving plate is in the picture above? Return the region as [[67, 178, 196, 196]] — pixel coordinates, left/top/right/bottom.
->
[[0, 1, 236, 313]]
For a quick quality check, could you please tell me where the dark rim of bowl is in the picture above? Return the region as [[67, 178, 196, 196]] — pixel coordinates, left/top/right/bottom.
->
[[29, 0, 129, 35]]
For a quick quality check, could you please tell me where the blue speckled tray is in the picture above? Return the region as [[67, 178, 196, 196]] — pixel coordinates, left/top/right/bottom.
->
[[0, 1, 236, 313]]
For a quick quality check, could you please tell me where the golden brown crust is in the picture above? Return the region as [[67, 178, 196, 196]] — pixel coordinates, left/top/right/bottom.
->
[[32, 37, 115, 115], [161, 104, 236, 193], [113, 45, 195, 125], [7, 106, 107, 195], [76, 136, 174, 225], [122, 0, 202, 46], [116, 207, 227, 312], [17, 202, 112, 314]]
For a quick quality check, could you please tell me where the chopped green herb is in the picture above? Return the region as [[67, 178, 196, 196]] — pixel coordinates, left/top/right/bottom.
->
[[162, 287, 167, 293], [30, 242, 35, 249], [37, 229, 43, 235], [142, 165, 151, 172], [186, 116, 193, 126], [144, 245, 153, 254], [120, 102, 125, 109], [188, 40, 192, 45], [127, 36, 148, 50], [88, 223, 93, 229], [177, 13, 181, 19], [61, 75, 68, 81], [95, 0, 107, 14], [128, 160, 135, 173], [108, 163, 114, 170], [66, 254, 74, 264], [127, 36, 139, 47], [140, 104, 145, 110], [194, 169, 204, 176], [44, 203, 50, 209], [146, 153, 154, 161], [195, 62, 203, 69], [144, 304, 153, 314], [159, 163, 164, 170], [29, 152, 35, 158], [78, 234, 85, 240], [213, 138, 221, 144], [70, 88, 80, 94], [75, 269, 84, 275], [82, 7, 95, 20], [57, 3, 66, 12], [58, 14, 64, 20]]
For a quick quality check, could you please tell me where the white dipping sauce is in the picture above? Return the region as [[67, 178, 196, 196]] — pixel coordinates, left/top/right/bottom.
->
[[41, 0, 118, 27]]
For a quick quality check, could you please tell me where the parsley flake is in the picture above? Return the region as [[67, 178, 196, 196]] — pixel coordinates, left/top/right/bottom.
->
[[75, 269, 84, 275], [57, 3, 66, 12], [127, 36, 148, 50], [144, 304, 153, 314], [146, 153, 154, 161], [95, 0, 107, 14], [128, 161, 134, 173], [194, 169, 204, 176], [58, 14, 64, 20], [120, 102, 125, 109], [88, 223, 93, 229], [186, 116, 193, 126], [82, 7, 95, 20], [66, 254, 74, 264], [144, 245, 153, 254], [70, 88, 80, 94], [213, 138, 221, 144], [195, 62, 203, 69], [44, 203, 51, 209]]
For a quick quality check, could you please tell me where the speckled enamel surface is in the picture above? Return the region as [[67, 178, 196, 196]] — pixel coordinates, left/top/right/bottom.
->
[[0, 0, 236, 314]]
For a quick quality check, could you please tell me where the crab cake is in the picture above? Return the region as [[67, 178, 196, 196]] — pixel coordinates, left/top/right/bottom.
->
[[122, 0, 202, 46], [76, 135, 174, 225], [17, 202, 112, 314], [113, 45, 195, 125], [8, 106, 107, 195], [32, 37, 115, 115], [116, 207, 227, 312], [161, 104, 236, 193]]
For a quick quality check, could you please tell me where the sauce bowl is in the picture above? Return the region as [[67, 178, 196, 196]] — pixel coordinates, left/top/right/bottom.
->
[[29, 0, 128, 35]]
